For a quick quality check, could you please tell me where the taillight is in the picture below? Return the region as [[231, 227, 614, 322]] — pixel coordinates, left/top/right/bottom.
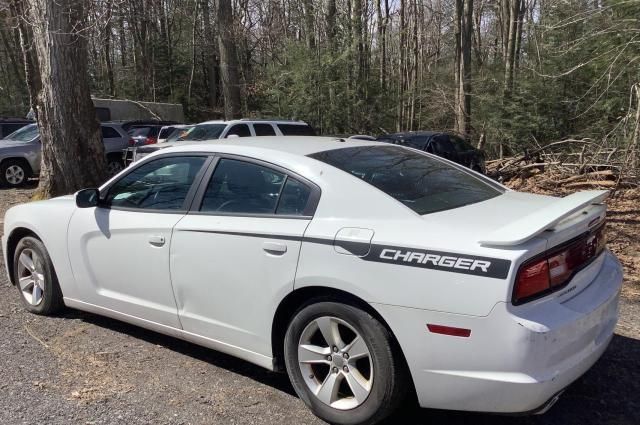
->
[[128, 138, 136, 146], [514, 259, 550, 302], [144, 136, 157, 145], [513, 223, 606, 305]]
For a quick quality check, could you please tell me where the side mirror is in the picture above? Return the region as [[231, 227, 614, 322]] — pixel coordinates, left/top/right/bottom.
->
[[75, 188, 100, 208]]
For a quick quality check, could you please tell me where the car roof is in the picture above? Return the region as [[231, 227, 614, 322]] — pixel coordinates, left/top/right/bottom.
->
[[156, 136, 379, 157], [197, 119, 308, 125], [381, 131, 444, 139]]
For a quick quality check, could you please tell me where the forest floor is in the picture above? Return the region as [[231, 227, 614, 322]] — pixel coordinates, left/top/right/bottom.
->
[[0, 181, 638, 425]]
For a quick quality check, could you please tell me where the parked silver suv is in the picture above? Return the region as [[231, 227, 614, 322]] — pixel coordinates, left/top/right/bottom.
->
[[0, 123, 130, 188]]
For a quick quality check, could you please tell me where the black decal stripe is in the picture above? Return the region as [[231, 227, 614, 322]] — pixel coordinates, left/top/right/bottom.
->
[[364, 244, 511, 279], [177, 229, 510, 279]]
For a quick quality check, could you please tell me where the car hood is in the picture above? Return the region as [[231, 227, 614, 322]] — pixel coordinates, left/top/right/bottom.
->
[[0, 140, 33, 149]]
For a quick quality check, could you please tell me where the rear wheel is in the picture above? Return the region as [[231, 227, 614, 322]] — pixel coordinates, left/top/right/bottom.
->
[[13, 236, 64, 315], [1, 159, 30, 187], [284, 302, 407, 425], [106, 156, 125, 176]]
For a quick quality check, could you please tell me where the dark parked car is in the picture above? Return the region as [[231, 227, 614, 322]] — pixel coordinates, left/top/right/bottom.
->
[[0, 118, 34, 139], [377, 131, 486, 173]]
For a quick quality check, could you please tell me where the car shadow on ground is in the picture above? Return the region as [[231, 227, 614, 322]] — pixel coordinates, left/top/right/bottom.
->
[[64, 309, 640, 425]]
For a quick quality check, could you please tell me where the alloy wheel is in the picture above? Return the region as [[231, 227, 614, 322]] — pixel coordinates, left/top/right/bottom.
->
[[5, 164, 25, 185], [17, 249, 45, 306], [297, 316, 374, 410]]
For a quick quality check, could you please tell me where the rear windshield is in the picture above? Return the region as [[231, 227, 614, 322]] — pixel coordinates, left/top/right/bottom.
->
[[309, 145, 502, 215], [129, 127, 150, 137]]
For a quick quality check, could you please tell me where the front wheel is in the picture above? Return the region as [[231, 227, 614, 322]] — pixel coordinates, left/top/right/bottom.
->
[[284, 302, 408, 425], [13, 236, 64, 315]]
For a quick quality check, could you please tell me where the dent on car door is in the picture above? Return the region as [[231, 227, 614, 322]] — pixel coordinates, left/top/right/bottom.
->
[[67, 155, 210, 327], [171, 157, 317, 356]]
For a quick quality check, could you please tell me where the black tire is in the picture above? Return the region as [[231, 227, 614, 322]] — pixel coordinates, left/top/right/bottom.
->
[[284, 302, 408, 425], [0, 159, 31, 188], [13, 236, 64, 315], [106, 155, 125, 176]]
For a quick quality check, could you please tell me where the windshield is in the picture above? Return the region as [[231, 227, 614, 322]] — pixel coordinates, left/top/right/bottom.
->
[[309, 145, 503, 215], [180, 124, 226, 141], [168, 126, 195, 143], [3, 124, 39, 143]]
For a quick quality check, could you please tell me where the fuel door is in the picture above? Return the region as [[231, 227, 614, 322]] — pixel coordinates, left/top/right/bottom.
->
[[334, 227, 374, 257]]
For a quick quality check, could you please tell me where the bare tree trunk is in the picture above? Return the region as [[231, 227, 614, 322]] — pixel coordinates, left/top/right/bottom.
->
[[104, 0, 116, 97], [201, 0, 217, 108], [217, 0, 241, 119], [302, 0, 315, 50], [11, 0, 41, 119], [455, 0, 473, 137], [504, 0, 520, 97], [25, 0, 107, 198]]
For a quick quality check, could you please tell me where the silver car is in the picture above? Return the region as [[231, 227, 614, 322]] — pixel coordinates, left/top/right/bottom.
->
[[0, 123, 130, 188]]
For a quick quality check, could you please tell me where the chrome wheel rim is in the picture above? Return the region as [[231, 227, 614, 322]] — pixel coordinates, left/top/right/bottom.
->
[[17, 249, 45, 306], [5, 165, 25, 185], [107, 161, 123, 176], [297, 316, 373, 410]]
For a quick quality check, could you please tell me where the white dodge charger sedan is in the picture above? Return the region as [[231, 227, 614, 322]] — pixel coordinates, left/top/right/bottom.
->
[[2, 137, 623, 424]]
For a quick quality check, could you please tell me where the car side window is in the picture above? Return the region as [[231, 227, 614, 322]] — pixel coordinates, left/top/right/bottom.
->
[[200, 159, 288, 214], [253, 123, 276, 136], [277, 124, 315, 136], [226, 124, 251, 137], [104, 156, 206, 210], [276, 178, 311, 215], [101, 126, 120, 139]]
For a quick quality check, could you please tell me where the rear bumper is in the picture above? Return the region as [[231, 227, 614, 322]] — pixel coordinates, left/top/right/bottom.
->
[[374, 250, 623, 413]]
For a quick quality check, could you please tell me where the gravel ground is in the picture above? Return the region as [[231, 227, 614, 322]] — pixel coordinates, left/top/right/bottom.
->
[[1, 185, 639, 425]]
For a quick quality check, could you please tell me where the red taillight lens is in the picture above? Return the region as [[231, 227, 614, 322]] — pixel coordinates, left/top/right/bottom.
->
[[128, 138, 135, 146], [515, 259, 550, 302], [513, 224, 606, 305], [144, 136, 157, 145]]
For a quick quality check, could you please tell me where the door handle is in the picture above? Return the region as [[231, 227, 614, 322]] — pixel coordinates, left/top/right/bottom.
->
[[148, 235, 166, 247], [263, 242, 287, 255]]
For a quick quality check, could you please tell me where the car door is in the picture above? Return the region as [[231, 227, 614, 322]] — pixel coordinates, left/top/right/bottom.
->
[[67, 154, 211, 327], [171, 156, 319, 356]]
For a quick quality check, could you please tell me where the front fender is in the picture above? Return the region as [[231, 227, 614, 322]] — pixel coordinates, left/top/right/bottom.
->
[[3, 197, 78, 297]]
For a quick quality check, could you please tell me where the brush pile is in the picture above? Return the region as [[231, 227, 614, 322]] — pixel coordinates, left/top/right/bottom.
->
[[486, 139, 638, 195]]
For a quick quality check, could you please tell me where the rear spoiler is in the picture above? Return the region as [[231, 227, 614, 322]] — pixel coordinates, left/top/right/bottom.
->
[[479, 190, 609, 247]]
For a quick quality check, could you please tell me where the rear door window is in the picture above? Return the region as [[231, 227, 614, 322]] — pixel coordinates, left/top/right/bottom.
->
[[226, 124, 251, 137], [200, 159, 285, 214], [277, 124, 315, 136], [253, 123, 276, 136], [309, 145, 502, 215]]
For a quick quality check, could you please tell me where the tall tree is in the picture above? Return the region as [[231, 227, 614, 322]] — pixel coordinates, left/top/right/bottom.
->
[[25, 0, 107, 197], [217, 0, 241, 119], [201, 0, 218, 108], [454, 0, 474, 136]]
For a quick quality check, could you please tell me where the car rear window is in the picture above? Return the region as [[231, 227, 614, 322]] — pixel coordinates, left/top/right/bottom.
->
[[277, 124, 316, 136], [309, 145, 502, 215]]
